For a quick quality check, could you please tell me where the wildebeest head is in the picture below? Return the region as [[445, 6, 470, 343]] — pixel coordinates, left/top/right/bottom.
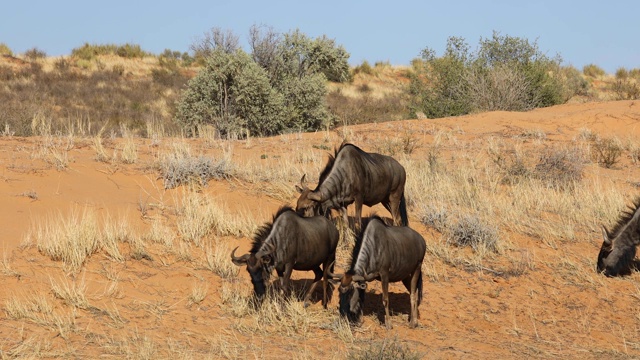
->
[[338, 272, 366, 323], [597, 226, 637, 277], [330, 269, 378, 324], [295, 174, 322, 217], [231, 243, 275, 298]]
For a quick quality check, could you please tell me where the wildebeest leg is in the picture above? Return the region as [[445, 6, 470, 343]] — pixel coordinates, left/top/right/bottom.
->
[[280, 263, 294, 297], [321, 253, 335, 308], [402, 276, 420, 321], [388, 190, 403, 226], [409, 267, 421, 328], [354, 198, 364, 231], [303, 267, 323, 308], [381, 272, 392, 329]]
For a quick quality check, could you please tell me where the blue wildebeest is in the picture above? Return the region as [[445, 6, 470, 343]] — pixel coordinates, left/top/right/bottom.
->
[[231, 206, 339, 307], [597, 197, 640, 276], [295, 142, 408, 228], [329, 216, 426, 328]]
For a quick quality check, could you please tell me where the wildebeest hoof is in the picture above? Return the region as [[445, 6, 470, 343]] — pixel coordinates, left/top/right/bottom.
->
[[303, 301, 310, 308]]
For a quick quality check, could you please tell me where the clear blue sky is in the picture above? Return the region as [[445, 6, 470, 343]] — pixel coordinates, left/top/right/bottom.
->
[[2, 0, 638, 74]]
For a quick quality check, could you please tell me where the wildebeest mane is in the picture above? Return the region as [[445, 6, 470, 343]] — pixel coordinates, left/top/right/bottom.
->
[[347, 215, 386, 271], [250, 206, 294, 253], [607, 197, 640, 239]]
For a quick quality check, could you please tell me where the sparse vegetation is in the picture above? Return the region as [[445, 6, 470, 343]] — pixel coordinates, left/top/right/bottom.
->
[[410, 32, 567, 118], [591, 136, 623, 168], [583, 63, 605, 78]]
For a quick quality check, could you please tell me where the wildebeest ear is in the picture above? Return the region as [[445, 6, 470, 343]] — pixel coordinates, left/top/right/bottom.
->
[[260, 254, 272, 265], [601, 226, 612, 246], [307, 191, 322, 202], [295, 184, 304, 194]]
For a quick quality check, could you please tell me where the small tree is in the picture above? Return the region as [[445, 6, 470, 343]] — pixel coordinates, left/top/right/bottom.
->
[[174, 49, 284, 137]]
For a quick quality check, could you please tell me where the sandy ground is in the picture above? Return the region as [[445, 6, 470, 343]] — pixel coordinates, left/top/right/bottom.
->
[[2, 100, 640, 359]]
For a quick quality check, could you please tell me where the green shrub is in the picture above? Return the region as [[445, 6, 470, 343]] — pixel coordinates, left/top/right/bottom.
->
[[410, 32, 564, 118], [0, 43, 12, 56], [583, 63, 605, 78], [175, 49, 286, 137], [177, 27, 344, 137]]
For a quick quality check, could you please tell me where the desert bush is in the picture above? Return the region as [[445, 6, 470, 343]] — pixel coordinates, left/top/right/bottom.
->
[[352, 60, 374, 76], [178, 27, 348, 137], [591, 137, 623, 168], [534, 146, 586, 189], [410, 32, 564, 118], [487, 143, 530, 185], [347, 337, 421, 360], [611, 78, 640, 100], [24, 47, 47, 61], [71, 43, 149, 60], [159, 151, 231, 189], [419, 204, 449, 232], [446, 213, 500, 252], [560, 65, 590, 99], [583, 63, 605, 78], [615, 67, 629, 80], [0, 42, 13, 56], [630, 68, 640, 80], [466, 63, 534, 112], [175, 49, 285, 137]]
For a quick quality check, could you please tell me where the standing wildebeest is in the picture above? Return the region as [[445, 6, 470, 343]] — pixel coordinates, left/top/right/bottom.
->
[[231, 206, 339, 307], [330, 216, 426, 328], [597, 197, 640, 276], [295, 142, 408, 228]]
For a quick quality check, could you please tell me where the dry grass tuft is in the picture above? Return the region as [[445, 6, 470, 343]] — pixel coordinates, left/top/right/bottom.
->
[[29, 207, 101, 273]]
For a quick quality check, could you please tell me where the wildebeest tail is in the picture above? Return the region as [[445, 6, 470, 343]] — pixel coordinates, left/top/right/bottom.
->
[[417, 269, 423, 306], [400, 194, 409, 226]]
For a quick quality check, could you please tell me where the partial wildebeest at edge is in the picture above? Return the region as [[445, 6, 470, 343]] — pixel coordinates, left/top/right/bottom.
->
[[598, 197, 640, 276], [231, 206, 339, 307], [295, 142, 408, 228], [329, 216, 426, 328]]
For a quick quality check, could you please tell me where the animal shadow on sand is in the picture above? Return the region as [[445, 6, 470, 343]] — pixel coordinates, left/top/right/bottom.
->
[[361, 290, 413, 325], [280, 279, 336, 306]]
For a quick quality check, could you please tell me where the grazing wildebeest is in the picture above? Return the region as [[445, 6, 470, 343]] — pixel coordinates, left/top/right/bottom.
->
[[329, 216, 426, 328], [231, 206, 339, 307], [597, 197, 640, 276], [295, 142, 408, 228]]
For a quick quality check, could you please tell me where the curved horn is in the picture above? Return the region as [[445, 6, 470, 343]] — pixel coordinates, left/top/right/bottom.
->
[[351, 274, 365, 282], [230, 246, 250, 265], [300, 174, 307, 186], [362, 271, 379, 282], [327, 261, 344, 280], [601, 226, 612, 245]]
